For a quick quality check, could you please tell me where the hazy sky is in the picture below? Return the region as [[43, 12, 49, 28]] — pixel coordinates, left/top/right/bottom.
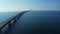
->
[[0, 0, 60, 11]]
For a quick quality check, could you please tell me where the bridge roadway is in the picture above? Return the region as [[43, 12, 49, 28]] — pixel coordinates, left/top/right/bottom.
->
[[2, 11, 60, 34]]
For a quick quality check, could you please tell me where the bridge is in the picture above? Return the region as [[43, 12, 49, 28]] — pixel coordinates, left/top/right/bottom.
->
[[0, 11, 60, 34]]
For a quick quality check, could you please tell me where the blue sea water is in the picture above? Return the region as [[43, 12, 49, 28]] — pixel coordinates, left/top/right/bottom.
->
[[0, 11, 60, 34], [8, 11, 60, 34], [0, 11, 22, 23]]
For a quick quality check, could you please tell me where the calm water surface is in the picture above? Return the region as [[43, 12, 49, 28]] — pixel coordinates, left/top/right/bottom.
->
[[8, 11, 60, 34], [0, 11, 60, 34]]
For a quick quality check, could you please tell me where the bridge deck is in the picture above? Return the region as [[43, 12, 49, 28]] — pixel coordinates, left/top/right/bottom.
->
[[2, 11, 60, 34]]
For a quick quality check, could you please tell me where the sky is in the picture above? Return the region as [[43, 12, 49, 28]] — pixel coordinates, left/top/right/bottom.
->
[[0, 0, 60, 12]]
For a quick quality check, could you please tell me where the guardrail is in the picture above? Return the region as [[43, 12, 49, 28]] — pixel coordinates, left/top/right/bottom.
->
[[0, 11, 28, 34]]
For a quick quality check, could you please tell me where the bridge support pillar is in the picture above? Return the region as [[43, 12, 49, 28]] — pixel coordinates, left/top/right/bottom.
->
[[14, 17, 16, 23], [0, 29, 2, 34], [8, 22, 11, 28]]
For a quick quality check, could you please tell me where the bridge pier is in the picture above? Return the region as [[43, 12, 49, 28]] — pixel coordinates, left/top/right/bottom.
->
[[8, 22, 11, 28], [0, 29, 2, 34], [14, 17, 17, 23], [16, 16, 18, 20], [17, 16, 20, 20]]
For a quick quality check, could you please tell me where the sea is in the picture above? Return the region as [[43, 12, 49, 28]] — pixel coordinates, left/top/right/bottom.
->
[[0, 10, 60, 34]]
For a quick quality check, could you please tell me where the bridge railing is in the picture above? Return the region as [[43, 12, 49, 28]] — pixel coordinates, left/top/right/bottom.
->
[[0, 11, 28, 34]]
